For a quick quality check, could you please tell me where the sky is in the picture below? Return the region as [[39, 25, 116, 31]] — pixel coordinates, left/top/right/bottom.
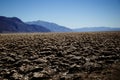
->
[[0, 0, 120, 29]]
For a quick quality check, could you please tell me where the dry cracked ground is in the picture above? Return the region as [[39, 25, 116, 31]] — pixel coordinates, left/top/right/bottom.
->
[[0, 32, 120, 80]]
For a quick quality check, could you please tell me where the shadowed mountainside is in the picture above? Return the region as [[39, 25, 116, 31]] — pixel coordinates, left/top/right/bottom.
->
[[0, 16, 50, 33]]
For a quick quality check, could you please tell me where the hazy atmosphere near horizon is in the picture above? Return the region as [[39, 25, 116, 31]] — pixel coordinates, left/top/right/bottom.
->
[[0, 0, 120, 29]]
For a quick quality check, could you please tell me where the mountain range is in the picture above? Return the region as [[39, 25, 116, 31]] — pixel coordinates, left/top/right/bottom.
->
[[27, 20, 72, 32], [0, 16, 50, 33], [73, 27, 120, 32], [0, 16, 120, 33]]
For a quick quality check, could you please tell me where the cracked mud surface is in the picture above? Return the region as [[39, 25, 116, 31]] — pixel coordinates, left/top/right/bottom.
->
[[0, 32, 120, 80]]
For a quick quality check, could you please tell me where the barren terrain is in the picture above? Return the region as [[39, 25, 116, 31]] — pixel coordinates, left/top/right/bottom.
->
[[0, 32, 120, 80]]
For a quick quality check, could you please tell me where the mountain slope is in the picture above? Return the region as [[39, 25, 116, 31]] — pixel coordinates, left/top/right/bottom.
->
[[0, 16, 50, 33], [27, 20, 72, 32], [73, 27, 120, 32]]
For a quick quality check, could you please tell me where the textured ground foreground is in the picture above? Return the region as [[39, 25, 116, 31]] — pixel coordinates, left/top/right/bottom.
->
[[0, 32, 120, 80]]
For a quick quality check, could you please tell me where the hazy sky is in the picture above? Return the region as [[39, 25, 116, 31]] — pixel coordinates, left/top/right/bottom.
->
[[0, 0, 120, 28]]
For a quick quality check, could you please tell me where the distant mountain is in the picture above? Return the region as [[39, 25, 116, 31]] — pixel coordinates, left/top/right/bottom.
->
[[73, 27, 120, 32], [0, 16, 50, 33], [27, 20, 72, 32]]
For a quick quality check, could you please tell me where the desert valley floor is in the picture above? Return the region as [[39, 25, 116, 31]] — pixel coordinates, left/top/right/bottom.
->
[[0, 32, 120, 80]]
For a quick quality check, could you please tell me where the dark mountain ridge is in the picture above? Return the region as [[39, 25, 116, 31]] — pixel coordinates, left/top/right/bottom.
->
[[0, 16, 50, 33]]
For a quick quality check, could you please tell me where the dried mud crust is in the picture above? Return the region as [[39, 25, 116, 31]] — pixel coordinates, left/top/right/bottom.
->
[[0, 32, 120, 80]]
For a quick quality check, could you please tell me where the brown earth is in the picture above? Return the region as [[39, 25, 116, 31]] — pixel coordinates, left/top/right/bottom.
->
[[0, 32, 120, 80]]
